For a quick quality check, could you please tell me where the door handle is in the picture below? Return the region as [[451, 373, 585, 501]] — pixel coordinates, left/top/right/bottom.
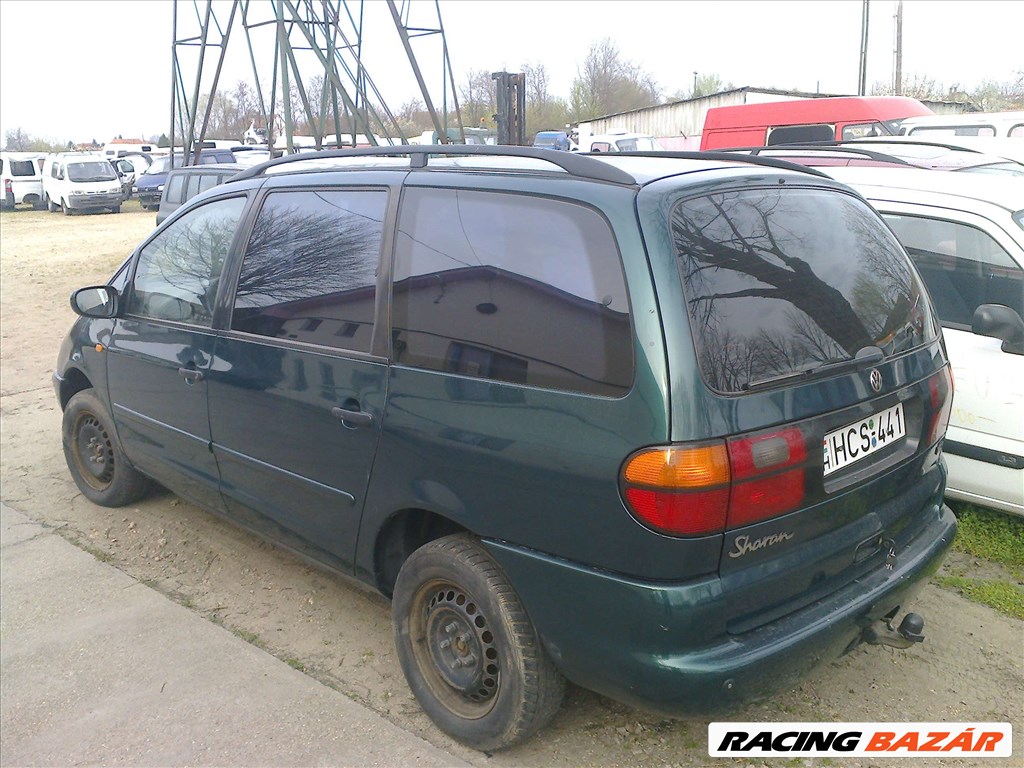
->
[[178, 366, 205, 385], [331, 406, 373, 427]]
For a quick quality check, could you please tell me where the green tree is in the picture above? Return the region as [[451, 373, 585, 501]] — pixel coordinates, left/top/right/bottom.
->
[[460, 69, 496, 129], [522, 62, 570, 140]]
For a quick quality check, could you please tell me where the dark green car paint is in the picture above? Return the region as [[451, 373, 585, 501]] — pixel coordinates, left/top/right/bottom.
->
[[54, 154, 956, 715]]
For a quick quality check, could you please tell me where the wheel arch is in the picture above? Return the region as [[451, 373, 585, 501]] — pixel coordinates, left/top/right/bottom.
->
[[59, 367, 94, 411], [373, 507, 468, 598]]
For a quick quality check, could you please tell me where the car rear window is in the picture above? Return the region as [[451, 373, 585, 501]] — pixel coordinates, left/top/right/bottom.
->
[[671, 187, 936, 393]]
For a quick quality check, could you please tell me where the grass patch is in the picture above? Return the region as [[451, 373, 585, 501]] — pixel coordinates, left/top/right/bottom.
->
[[285, 657, 306, 672], [933, 575, 1024, 620], [949, 503, 1024, 576]]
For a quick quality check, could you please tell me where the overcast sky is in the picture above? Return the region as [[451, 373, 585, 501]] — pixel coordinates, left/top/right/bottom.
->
[[1, 0, 1021, 145]]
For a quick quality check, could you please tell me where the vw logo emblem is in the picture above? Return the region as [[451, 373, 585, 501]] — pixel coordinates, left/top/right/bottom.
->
[[869, 369, 883, 392]]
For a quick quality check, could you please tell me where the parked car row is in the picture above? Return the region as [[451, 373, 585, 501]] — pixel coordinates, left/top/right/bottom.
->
[[57, 145, 958, 750]]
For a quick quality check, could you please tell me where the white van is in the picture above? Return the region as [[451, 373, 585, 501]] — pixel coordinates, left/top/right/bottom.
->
[[42, 153, 123, 214], [898, 111, 1024, 139], [1, 151, 46, 209], [579, 131, 664, 153]]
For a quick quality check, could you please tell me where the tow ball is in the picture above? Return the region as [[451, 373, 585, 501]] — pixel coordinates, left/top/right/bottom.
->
[[862, 612, 925, 649]]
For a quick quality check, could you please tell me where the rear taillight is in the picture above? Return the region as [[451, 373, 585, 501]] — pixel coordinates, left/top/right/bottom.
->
[[621, 443, 730, 535], [726, 427, 807, 528], [927, 366, 954, 446], [621, 427, 810, 536], [4, 178, 11, 195]]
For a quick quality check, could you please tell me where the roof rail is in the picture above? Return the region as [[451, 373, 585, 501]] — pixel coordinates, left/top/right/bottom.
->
[[721, 144, 914, 167], [230, 144, 638, 185], [602, 150, 833, 179], [839, 138, 988, 156]]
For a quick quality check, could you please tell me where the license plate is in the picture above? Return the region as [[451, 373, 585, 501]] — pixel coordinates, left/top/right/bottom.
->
[[823, 402, 905, 476]]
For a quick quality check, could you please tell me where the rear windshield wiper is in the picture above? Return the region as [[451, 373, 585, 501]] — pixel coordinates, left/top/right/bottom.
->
[[742, 346, 884, 392]]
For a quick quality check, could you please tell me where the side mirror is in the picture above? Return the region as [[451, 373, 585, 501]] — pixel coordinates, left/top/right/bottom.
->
[[972, 303, 1024, 355], [71, 286, 119, 318], [57, 171, 65, 180]]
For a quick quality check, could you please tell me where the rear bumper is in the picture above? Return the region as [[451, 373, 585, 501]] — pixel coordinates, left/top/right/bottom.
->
[[484, 501, 956, 714]]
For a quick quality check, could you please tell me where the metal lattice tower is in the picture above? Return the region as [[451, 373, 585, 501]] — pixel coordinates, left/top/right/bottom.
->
[[169, 0, 465, 160]]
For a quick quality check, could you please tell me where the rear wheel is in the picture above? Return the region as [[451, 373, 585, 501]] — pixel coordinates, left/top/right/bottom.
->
[[62, 389, 150, 507], [393, 534, 564, 751]]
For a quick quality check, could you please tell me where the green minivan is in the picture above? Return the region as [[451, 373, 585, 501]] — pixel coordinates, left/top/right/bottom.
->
[[55, 147, 956, 750]]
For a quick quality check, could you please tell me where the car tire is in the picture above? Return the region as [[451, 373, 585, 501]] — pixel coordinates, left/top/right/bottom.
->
[[111, 205, 121, 214], [62, 389, 151, 507], [47, 195, 58, 213], [62, 199, 72, 216], [392, 534, 564, 751]]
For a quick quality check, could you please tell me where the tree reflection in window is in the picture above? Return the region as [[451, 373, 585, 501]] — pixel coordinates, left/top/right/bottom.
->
[[231, 189, 386, 353], [671, 188, 931, 392], [129, 196, 246, 325]]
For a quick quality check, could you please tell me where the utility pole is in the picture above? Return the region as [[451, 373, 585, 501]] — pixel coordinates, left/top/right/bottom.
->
[[894, 0, 903, 95], [858, 0, 870, 96]]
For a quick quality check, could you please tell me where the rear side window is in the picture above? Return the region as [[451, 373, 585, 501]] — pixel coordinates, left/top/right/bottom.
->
[[671, 188, 935, 393], [391, 187, 633, 396], [165, 174, 185, 204], [230, 188, 387, 354], [884, 213, 1024, 327], [767, 124, 835, 144], [8, 160, 36, 176]]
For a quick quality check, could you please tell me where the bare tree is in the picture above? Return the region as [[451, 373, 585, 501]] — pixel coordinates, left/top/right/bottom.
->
[[569, 38, 659, 121]]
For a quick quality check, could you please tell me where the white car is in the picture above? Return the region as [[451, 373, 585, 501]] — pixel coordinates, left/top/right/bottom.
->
[[579, 132, 664, 152], [827, 167, 1024, 516], [1, 151, 46, 209]]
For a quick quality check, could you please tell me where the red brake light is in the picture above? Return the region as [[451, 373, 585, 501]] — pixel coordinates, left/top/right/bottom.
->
[[927, 366, 954, 446], [621, 427, 810, 537]]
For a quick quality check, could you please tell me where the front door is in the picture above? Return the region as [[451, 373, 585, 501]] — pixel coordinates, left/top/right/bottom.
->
[[106, 195, 248, 510], [207, 186, 391, 572]]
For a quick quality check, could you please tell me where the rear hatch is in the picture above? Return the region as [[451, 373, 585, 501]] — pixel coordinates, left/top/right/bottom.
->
[[632, 177, 952, 633]]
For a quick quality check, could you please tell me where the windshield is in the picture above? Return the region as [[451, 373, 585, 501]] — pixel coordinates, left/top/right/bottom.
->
[[143, 156, 184, 175], [67, 161, 117, 182], [672, 187, 935, 393], [615, 137, 663, 151]]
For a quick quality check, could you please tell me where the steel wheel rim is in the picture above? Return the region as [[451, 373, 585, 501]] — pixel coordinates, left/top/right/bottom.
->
[[72, 412, 115, 491], [409, 578, 500, 719]]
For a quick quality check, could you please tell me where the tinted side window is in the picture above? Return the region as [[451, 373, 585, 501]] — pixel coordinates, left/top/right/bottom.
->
[[767, 124, 836, 144], [392, 188, 633, 396], [672, 188, 935, 393], [165, 174, 185, 204], [9, 160, 36, 176], [127, 196, 246, 325], [884, 213, 1024, 327], [231, 188, 386, 353]]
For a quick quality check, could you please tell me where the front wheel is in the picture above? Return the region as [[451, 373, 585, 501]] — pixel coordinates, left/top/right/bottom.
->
[[62, 389, 151, 507], [393, 534, 564, 751], [62, 199, 72, 215], [47, 195, 58, 212]]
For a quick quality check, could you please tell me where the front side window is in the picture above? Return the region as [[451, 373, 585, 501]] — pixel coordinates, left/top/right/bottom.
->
[[127, 196, 246, 325], [230, 188, 387, 353], [883, 213, 1023, 327], [391, 188, 633, 396], [672, 188, 935, 393]]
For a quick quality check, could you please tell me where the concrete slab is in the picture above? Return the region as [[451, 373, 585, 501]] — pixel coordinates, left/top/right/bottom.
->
[[0, 504, 468, 767]]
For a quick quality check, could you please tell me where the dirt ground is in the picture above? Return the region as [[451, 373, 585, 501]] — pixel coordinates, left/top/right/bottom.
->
[[1, 204, 1022, 767]]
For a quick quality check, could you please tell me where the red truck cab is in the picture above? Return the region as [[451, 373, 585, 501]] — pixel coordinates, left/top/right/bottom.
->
[[700, 96, 934, 150]]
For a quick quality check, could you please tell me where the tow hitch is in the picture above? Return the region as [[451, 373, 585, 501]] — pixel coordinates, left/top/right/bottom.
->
[[862, 611, 925, 649]]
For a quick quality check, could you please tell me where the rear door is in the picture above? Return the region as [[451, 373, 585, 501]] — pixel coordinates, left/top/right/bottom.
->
[[207, 183, 393, 572], [645, 179, 952, 630]]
